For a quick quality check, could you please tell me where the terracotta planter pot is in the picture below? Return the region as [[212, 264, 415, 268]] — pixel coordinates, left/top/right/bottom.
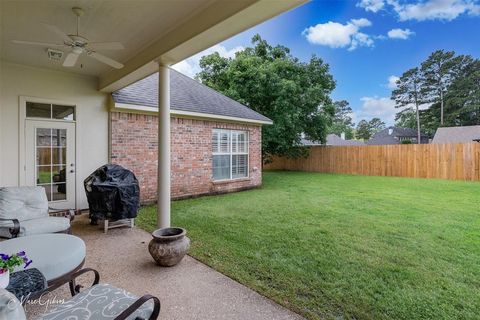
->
[[148, 228, 190, 267]]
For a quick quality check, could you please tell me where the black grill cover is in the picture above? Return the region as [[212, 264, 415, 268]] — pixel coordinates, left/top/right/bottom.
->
[[84, 164, 140, 221]]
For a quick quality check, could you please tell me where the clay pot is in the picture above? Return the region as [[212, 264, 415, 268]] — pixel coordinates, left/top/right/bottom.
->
[[148, 227, 190, 267]]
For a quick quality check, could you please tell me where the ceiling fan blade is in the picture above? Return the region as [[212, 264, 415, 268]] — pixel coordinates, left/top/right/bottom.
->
[[88, 42, 124, 51], [88, 52, 124, 69], [11, 40, 67, 47], [63, 52, 80, 67], [42, 23, 73, 43]]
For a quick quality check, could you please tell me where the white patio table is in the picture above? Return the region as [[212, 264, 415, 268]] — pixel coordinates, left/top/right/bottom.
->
[[0, 234, 86, 286]]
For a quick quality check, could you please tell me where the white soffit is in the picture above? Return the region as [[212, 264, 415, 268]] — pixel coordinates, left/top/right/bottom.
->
[[1, 0, 308, 92], [0, 0, 212, 77]]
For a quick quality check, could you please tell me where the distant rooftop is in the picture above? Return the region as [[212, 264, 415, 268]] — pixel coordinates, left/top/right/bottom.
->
[[112, 69, 272, 124], [432, 125, 480, 144], [300, 134, 365, 146], [367, 127, 428, 145]]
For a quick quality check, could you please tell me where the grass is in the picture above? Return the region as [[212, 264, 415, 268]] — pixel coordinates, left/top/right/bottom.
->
[[137, 171, 480, 320]]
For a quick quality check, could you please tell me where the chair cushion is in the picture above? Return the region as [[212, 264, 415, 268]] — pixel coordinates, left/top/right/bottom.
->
[[0, 187, 48, 222], [0, 289, 27, 320], [0, 234, 85, 282], [0, 216, 71, 238], [36, 283, 155, 320]]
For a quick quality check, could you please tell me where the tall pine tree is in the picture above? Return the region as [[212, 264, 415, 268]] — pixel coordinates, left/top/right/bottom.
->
[[392, 67, 426, 143]]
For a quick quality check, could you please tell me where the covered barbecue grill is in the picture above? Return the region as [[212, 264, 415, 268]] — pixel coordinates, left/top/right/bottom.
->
[[84, 164, 140, 225]]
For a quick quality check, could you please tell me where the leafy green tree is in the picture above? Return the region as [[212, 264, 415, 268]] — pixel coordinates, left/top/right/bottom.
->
[[368, 117, 386, 134], [421, 105, 443, 136], [355, 118, 385, 141], [395, 109, 416, 129], [197, 34, 336, 162], [421, 50, 468, 125], [444, 58, 480, 125], [330, 100, 355, 139], [393, 50, 478, 135], [356, 120, 371, 140], [392, 67, 425, 144]]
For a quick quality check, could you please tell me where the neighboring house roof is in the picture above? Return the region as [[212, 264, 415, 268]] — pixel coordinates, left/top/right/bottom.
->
[[432, 125, 480, 144], [326, 134, 365, 146], [300, 134, 365, 146], [300, 138, 322, 146], [367, 127, 428, 145], [112, 70, 272, 124]]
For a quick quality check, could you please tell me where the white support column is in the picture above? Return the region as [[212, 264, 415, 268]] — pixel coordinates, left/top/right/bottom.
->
[[157, 63, 171, 228]]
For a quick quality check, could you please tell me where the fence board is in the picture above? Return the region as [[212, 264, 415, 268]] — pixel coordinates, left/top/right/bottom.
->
[[265, 143, 480, 181]]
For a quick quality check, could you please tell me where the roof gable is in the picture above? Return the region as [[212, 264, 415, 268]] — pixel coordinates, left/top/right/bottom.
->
[[112, 70, 272, 123]]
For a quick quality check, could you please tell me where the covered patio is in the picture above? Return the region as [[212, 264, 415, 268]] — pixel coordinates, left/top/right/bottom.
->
[[1, 0, 305, 224], [25, 215, 304, 319], [0, 0, 307, 319]]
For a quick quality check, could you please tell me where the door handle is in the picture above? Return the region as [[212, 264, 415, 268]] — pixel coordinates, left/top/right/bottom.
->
[[70, 170, 75, 173]]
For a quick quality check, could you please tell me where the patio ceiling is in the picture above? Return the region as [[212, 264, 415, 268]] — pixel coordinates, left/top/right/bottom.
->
[[0, 0, 307, 92]]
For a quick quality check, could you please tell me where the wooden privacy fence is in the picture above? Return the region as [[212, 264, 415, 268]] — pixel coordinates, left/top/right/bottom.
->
[[265, 143, 480, 181]]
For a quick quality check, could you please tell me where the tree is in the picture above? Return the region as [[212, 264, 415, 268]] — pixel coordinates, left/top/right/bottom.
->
[[356, 120, 371, 140], [368, 117, 386, 134], [444, 58, 480, 125], [393, 50, 478, 134], [418, 104, 442, 136], [395, 109, 416, 129], [392, 67, 425, 144], [355, 118, 386, 141], [197, 34, 336, 162], [330, 100, 355, 139], [421, 50, 467, 125]]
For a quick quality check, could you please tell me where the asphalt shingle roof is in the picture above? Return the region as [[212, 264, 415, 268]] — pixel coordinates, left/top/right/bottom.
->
[[112, 70, 272, 123], [367, 127, 428, 145], [432, 125, 480, 144], [300, 134, 365, 146]]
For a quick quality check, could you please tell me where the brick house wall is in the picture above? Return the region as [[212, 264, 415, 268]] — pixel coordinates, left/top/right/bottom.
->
[[110, 112, 262, 203]]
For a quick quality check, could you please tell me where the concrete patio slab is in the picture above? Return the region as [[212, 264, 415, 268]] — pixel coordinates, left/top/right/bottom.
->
[[25, 214, 304, 320]]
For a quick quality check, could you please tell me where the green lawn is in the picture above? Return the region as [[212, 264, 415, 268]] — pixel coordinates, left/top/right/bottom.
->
[[137, 171, 480, 320]]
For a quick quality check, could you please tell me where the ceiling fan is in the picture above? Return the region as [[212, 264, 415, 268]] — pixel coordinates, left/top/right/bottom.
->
[[11, 7, 125, 69]]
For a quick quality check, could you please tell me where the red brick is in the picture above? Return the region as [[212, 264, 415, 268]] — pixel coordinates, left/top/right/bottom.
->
[[110, 112, 262, 203]]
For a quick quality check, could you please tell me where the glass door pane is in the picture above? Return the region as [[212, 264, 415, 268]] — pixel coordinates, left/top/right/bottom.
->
[[35, 128, 67, 201]]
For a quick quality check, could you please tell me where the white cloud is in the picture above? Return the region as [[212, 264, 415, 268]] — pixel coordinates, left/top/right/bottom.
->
[[355, 93, 432, 125], [387, 75, 400, 89], [350, 32, 375, 50], [391, 0, 480, 21], [360, 0, 480, 21], [357, 0, 386, 12], [356, 96, 397, 125], [172, 44, 244, 78], [303, 18, 374, 51], [387, 28, 415, 39], [350, 18, 373, 27]]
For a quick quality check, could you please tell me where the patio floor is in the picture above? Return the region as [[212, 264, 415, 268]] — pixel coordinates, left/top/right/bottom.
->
[[25, 214, 304, 320]]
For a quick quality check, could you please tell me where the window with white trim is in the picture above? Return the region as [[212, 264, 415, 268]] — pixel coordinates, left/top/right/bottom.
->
[[212, 129, 249, 181]]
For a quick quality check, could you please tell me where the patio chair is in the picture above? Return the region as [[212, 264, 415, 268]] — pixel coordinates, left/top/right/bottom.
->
[[0, 186, 74, 238], [0, 268, 161, 320]]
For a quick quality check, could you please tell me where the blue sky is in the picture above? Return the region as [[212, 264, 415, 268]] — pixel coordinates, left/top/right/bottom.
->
[[173, 0, 480, 126]]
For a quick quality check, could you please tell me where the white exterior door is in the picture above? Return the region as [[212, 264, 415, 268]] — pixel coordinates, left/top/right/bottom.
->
[[25, 120, 76, 209]]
